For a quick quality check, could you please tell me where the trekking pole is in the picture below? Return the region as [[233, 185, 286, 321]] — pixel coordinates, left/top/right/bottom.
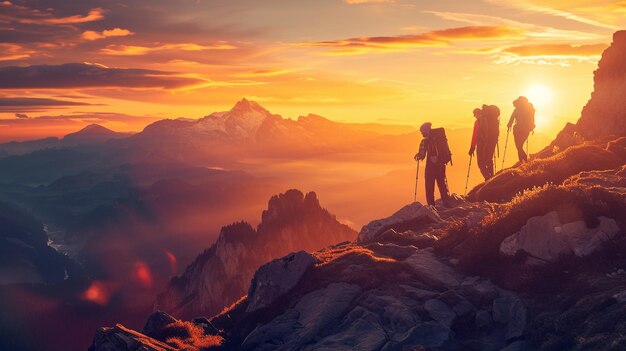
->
[[464, 155, 472, 196], [501, 128, 510, 171], [413, 159, 420, 202]]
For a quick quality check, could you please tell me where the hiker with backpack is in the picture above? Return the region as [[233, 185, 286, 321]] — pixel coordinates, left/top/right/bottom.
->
[[507, 96, 535, 162], [414, 122, 452, 208], [469, 105, 500, 180]]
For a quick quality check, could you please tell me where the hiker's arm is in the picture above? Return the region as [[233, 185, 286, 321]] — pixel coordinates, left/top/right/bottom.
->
[[507, 110, 516, 129], [415, 139, 427, 160], [469, 120, 478, 155]]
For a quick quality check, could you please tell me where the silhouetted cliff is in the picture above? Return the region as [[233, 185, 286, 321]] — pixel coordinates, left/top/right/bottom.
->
[[155, 189, 356, 319]]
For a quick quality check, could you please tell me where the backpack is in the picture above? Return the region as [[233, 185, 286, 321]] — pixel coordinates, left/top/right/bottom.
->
[[481, 104, 500, 144], [429, 127, 452, 165], [516, 103, 535, 132]]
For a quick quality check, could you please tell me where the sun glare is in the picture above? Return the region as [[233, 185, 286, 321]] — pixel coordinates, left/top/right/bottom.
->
[[524, 84, 553, 108]]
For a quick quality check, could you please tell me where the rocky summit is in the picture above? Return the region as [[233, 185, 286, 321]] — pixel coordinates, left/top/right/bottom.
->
[[155, 189, 356, 319], [89, 30, 626, 351]]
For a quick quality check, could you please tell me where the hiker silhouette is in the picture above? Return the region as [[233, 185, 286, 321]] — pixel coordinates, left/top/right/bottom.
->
[[414, 122, 451, 207], [507, 96, 535, 162], [469, 105, 500, 180]]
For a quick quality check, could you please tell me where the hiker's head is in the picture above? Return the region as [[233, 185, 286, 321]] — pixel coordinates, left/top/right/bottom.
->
[[513, 96, 529, 108], [473, 108, 482, 119], [420, 122, 432, 137]]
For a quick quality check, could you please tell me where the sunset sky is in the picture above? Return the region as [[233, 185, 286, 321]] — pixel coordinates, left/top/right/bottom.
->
[[1, 0, 624, 141]]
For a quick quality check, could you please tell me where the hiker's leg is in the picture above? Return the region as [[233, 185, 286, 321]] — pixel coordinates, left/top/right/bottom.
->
[[513, 128, 527, 162], [425, 164, 436, 206], [435, 163, 450, 204], [485, 140, 496, 179], [477, 143, 491, 180]]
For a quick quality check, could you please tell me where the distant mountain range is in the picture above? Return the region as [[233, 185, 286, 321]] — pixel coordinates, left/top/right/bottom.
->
[[0, 124, 132, 157], [0, 100, 417, 162]]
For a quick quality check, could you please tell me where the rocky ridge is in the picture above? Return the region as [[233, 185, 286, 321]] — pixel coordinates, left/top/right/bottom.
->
[[155, 189, 356, 319]]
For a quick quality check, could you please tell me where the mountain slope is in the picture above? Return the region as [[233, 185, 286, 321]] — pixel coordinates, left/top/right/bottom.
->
[[155, 189, 356, 319], [88, 30, 626, 351]]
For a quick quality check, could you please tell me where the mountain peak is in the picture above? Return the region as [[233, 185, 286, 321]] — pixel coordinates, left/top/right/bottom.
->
[[62, 124, 126, 143], [230, 98, 270, 114], [77, 124, 113, 134]]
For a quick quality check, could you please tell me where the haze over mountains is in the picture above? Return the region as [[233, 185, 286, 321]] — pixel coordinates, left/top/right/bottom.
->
[[0, 70, 554, 351]]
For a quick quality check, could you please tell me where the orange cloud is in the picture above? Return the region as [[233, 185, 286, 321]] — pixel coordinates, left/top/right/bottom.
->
[[101, 42, 236, 55], [302, 26, 527, 55], [42, 8, 104, 24], [235, 69, 296, 77], [423, 10, 603, 40], [502, 43, 608, 57], [344, 0, 395, 3], [82, 27, 134, 41], [485, 0, 619, 30], [0, 2, 105, 25], [0, 43, 33, 61], [494, 43, 608, 66]]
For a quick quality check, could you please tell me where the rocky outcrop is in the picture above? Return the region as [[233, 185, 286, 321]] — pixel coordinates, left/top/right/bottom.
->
[[89, 324, 177, 351], [358, 202, 441, 243], [156, 189, 356, 319], [577, 30, 626, 140], [246, 251, 316, 312], [500, 211, 620, 263], [212, 242, 527, 351]]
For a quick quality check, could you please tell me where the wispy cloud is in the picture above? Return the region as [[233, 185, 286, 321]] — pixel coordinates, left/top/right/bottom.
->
[[494, 43, 608, 66], [423, 10, 604, 40], [343, 0, 395, 4], [100, 42, 236, 55], [235, 69, 297, 78], [82, 28, 134, 41], [300, 26, 527, 55], [0, 63, 205, 89], [502, 43, 608, 56], [0, 96, 95, 112], [485, 0, 619, 30], [0, 43, 33, 61], [0, 2, 104, 25]]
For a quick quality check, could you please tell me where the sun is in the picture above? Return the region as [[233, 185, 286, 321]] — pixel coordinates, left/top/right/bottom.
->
[[524, 84, 553, 108]]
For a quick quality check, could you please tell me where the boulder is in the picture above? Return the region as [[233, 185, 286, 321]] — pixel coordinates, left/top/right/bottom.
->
[[364, 241, 419, 260], [358, 202, 441, 243], [461, 277, 500, 306], [242, 283, 362, 350], [89, 324, 176, 351], [492, 296, 526, 340], [305, 306, 387, 351], [501, 341, 527, 351], [246, 250, 316, 312], [358, 290, 421, 339], [404, 249, 461, 289], [141, 311, 177, 336], [396, 321, 451, 347], [424, 299, 456, 328], [500, 211, 620, 263], [475, 310, 492, 329]]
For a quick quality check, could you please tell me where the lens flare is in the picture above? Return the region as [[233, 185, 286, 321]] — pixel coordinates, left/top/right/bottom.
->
[[81, 281, 115, 305], [133, 261, 154, 288], [165, 250, 177, 274]]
